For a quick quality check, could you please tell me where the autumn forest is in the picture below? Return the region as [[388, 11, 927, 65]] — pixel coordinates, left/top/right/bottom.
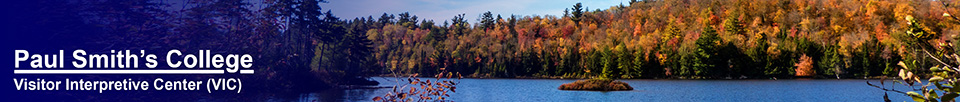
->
[[358, 0, 960, 79], [16, 0, 960, 101], [28, 0, 960, 97]]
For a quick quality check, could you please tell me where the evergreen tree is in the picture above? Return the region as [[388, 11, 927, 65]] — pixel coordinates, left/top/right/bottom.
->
[[572, 3, 584, 27], [451, 14, 468, 35], [479, 11, 495, 30], [694, 23, 721, 76]]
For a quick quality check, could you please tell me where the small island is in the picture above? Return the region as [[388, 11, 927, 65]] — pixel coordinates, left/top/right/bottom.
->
[[558, 78, 633, 91]]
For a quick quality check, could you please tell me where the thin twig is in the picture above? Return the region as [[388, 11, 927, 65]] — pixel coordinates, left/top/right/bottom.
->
[[868, 81, 908, 95], [922, 49, 960, 72], [953, 54, 960, 67], [939, 1, 960, 22]]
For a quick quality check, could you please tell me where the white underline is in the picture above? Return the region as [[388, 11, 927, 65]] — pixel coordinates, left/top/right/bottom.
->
[[13, 69, 255, 74], [240, 70, 254, 74]]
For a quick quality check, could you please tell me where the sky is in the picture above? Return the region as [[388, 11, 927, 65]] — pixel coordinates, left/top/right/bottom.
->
[[322, 0, 625, 24]]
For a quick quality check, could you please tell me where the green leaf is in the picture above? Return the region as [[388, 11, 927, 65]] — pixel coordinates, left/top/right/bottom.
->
[[942, 93, 958, 102], [928, 90, 940, 100], [931, 77, 945, 82], [936, 82, 946, 90], [909, 91, 927, 102], [907, 16, 916, 22], [952, 82, 960, 92]]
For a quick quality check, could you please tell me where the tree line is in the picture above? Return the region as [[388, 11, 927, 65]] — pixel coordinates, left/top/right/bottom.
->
[[28, 0, 379, 100], [363, 0, 960, 79], [21, 0, 960, 101], [35, 0, 960, 94]]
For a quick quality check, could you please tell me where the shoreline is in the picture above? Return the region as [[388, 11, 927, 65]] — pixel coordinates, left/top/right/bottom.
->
[[373, 74, 894, 80]]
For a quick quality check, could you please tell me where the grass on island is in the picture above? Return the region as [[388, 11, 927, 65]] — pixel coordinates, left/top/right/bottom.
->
[[558, 78, 633, 91]]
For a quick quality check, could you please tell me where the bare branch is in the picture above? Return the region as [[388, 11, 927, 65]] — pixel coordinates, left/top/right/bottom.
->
[[953, 54, 960, 66], [922, 49, 960, 72], [867, 81, 908, 95]]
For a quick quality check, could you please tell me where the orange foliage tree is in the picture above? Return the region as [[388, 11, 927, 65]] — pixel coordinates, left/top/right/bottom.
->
[[794, 54, 815, 77]]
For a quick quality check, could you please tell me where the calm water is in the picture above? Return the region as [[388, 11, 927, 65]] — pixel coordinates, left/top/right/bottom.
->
[[298, 77, 916, 102]]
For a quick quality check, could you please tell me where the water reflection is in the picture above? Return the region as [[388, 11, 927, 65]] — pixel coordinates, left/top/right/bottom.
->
[[293, 78, 914, 102], [298, 88, 384, 102]]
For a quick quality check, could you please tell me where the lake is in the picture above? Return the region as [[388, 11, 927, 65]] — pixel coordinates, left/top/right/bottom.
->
[[298, 77, 915, 102]]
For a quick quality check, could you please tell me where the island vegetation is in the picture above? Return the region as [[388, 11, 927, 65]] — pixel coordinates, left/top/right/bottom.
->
[[558, 78, 633, 91]]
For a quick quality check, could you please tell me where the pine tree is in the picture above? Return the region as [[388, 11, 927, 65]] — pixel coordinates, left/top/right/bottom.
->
[[479, 11, 495, 30], [571, 3, 584, 27]]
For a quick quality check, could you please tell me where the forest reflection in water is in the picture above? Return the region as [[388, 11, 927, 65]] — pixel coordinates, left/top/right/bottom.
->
[[285, 77, 914, 102]]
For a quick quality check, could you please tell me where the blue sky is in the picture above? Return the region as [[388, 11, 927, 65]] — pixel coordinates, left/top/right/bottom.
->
[[322, 0, 625, 24]]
